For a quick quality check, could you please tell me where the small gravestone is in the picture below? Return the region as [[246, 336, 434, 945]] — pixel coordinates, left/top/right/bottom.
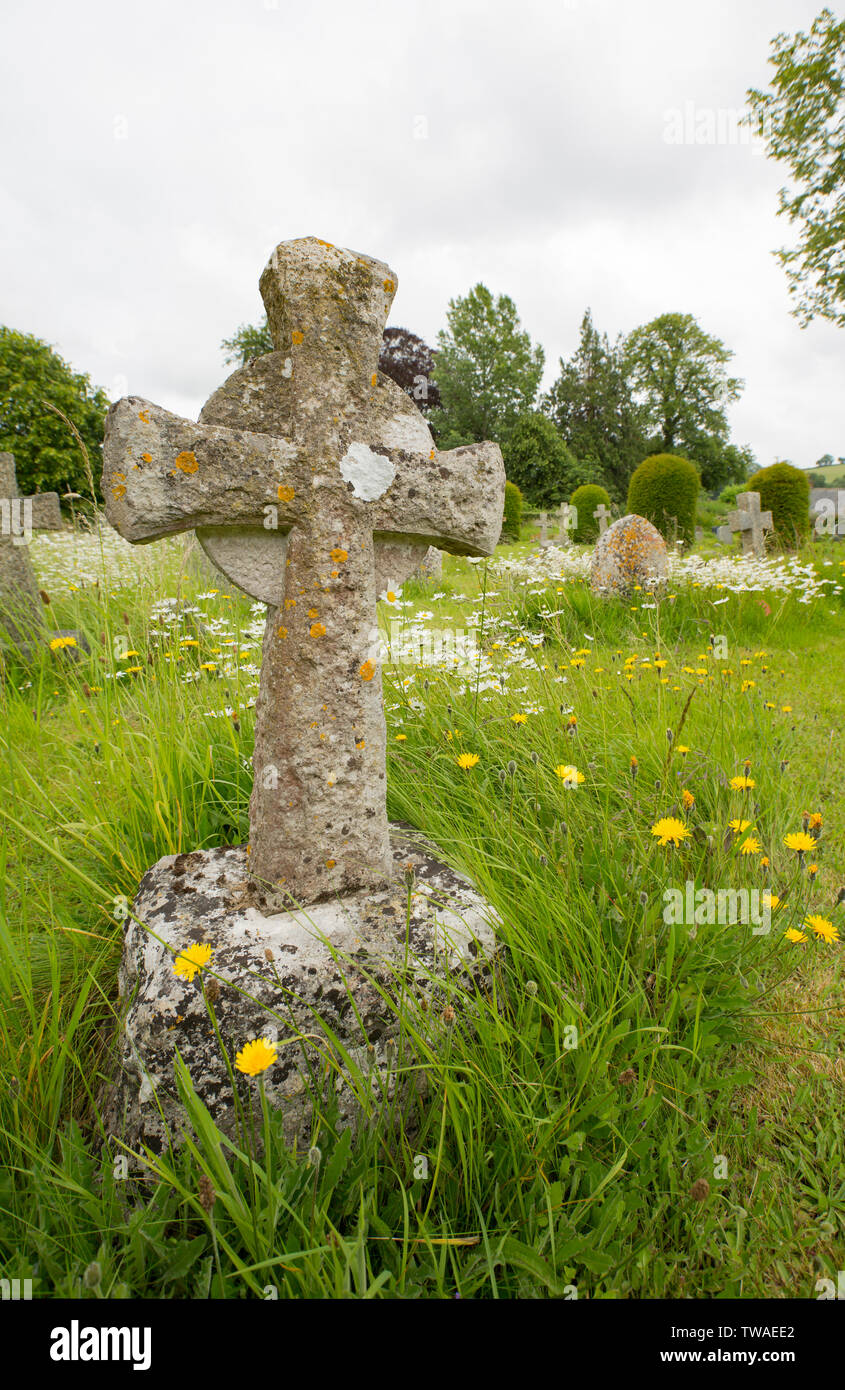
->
[[557, 502, 575, 546], [537, 511, 549, 547], [417, 545, 443, 581], [101, 238, 505, 1155], [590, 514, 668, 596], [594, 502, 612, 536], [0, 452, 87, 656], [716, 491, 772, 556]]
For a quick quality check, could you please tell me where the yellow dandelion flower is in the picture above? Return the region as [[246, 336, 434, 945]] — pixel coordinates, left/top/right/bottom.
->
[[676, 745, 689, 755], [173, 942, 213, 982], [784, 832, 814, 854], [784, 928, 807, 944], [49, 635, 77, 651], [456, 752, 480, 770], [739, 836, 761, 855], [511, 713, 528, 724], [681, 789, 695, 810], [763, 891, 780, 909], [394, 733, 407, 741], [651, 817, 691, 847], [729, 819, 752, 834], [235, 1038, 278, 1076], [730, 775, 755, 790], [554, 764, 585, 787], [805, 914, 839, 944]]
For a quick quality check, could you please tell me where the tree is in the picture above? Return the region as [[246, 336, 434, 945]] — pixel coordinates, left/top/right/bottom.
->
[[747, 8, 845, 327], [542, 309, 647, 502], [502, 411, 590, 508], [623, 312, 745, 491], [675, 434, 755, 494], [429, 284, 544, 448], [221, 317, 441, 411], [377, 327, 440, 412], [0, 327, 109, 501], [221, 317, 273, 364]]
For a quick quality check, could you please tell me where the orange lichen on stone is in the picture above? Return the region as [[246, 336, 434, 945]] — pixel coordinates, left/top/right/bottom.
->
[[359, 659, 376, 681], [174, 451, 198, 474], [291, 330, 304, 345], [278, 485, 295, 502]]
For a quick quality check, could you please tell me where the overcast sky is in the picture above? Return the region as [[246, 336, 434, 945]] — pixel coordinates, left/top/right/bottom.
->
[[2, 0, 842, 470]]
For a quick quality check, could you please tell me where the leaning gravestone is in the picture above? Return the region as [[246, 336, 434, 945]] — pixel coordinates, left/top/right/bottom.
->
[[101, 237, 505, 1154], [0, 452, 88, 656], [716, 491, 772, 557], [590, 514, 668, 596]]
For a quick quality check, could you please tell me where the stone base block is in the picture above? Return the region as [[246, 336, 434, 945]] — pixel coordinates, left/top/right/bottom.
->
[[103, 829, 499, 1157]]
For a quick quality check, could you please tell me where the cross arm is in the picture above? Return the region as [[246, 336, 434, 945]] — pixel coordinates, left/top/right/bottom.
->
[[102, 397, 302, 542], [364, 441, 505, 556]]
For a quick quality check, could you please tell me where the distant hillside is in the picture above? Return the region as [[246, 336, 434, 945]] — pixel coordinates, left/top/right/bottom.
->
[[806, 463, 845, 486]]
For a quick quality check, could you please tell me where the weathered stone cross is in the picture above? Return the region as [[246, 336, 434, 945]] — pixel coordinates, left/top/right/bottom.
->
[[557, 501, 575, 545], [594, 502, 612, 536], [717, 490, 772, 556], [0, 452, 61, 646], [103, 238, 504, 906]]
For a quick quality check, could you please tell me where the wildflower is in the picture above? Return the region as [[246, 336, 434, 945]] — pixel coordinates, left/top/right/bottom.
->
[[511, 713, 527, 724], [198, 1175, 216, 1213], [235, 1038, 278, 1076], [651, 817, 691, 847], [730, 775, 755, 791], [630, 755, 638, 778], [456, 752, 480, 770], [49, 635, 77, 651], [739, 837, 761, 856], [762, 892, 780, 910], [173, 942, 213, 982], [681, 789, 695, 810], [784, 927, 807, 944], [760, 855, 770, 868], [806, 914, 839, 944], [554, 764, 585, 787], [676, 745, 689, 755], [729, 819, 752, 834], [808, 812, 823, 837], [784, 832, 815, 855], [394, 733, 407, 742], [808, 862, 819, 880], [781, 705, 792, 714]]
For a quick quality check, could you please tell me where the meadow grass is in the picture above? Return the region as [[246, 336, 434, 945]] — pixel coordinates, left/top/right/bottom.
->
[[0, 524, 843, 1298]]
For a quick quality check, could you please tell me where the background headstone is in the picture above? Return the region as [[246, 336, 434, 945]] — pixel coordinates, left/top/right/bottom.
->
[[594, 502, 612, 536], [590, 513, 668, 595]]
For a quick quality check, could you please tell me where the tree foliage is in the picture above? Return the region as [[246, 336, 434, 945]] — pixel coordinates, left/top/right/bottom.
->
[[0, 327, 109, 501], [747, 8, 845, 327], [501, 410, 588, 509], [429, 284, 544, 448], [543, 309, 647, 502]]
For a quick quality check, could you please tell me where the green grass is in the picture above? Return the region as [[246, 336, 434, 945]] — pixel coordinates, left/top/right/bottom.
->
[[0, 527, 843, 1298]]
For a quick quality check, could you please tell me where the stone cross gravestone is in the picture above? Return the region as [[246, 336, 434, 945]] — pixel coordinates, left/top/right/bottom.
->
[[104, 238, 503, 907], [0, 452, 69, 651], [101, 238, 505, 1153], [594, 502, 612, 536], [557, 502, 575, 546], [716, 491, 772, 556]]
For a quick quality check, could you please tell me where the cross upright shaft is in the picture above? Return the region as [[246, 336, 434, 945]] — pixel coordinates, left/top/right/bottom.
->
[[102, 238, 504, 906]]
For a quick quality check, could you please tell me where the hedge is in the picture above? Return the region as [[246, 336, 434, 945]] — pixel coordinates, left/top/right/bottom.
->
[[626, 453, 700, 546]]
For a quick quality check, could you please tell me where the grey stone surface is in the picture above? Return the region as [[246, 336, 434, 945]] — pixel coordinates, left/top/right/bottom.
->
[[417, 545, 443, 581], [557, 502, 575, 546], [720, 491, 773, 556], [0, 452, 62, 647], [102, 237, 505, 907], [102, 831, 499, 1155], [594, 502, 612, 536], [590, 513, 668, 596], [537, 511, 549, 547]]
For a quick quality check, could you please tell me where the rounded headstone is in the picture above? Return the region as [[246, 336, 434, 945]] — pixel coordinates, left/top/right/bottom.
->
[[590, 514, 668, 596]]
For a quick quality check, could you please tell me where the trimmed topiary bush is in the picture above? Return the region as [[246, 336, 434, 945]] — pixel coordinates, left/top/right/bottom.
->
[[570, 483, 611, 543], [748, 461, 810, 548], [502, 480, 523, 540], [627, 453, 700, 546]]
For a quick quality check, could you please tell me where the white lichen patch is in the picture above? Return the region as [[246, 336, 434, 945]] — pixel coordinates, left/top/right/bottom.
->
[[339, 442, 396, 501]]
